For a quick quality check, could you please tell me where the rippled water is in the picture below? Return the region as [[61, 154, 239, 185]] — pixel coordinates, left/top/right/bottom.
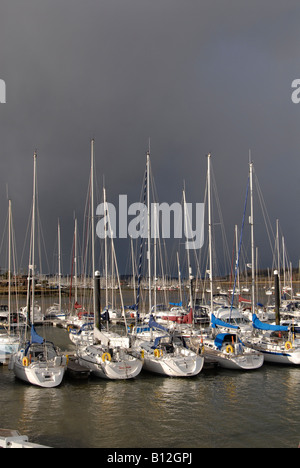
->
[[1, 326, 300, 448]]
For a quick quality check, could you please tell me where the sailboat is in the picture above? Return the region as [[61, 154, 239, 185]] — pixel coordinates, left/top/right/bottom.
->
[[77, 322, 143, 380], [243, 312, 300, 365], [238, 161, 300, 365], [130, 151, 204, 377], [202, 332, 264, 370], [132, 315, 204, 377], [76, 140, 143, 380], [182, 154, 264, 370], [9, 323, 67, 387], [9, 152, 66, 387], [0, 200, 21, 364]]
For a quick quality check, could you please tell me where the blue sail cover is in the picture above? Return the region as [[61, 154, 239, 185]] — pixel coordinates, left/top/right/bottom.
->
[[152, 335, 169, 349], [211, 313, 239, 330], [148, 315, 169, 333], [214, 334, 241, 350], [252, 314, 288, 332], [214, 334, 228, 350], [31, 325, 44, 344]]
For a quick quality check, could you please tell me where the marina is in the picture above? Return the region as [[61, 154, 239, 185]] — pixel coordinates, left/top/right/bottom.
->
[[1, 323, 300, 449], [0, 147, 300, 448], [1, 287, 300, 448], [2, 0, 300, 453]]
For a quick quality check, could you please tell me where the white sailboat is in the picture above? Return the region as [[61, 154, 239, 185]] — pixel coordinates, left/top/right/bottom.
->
[[185, 154, 263, 371], [0, 334, 20, 365], [77, 304, 143, 380], [202, 332, 264, 370], [9, 152, 66, 387], [10, 325, 67, 388], [19, 303, 43, 323], [131, 151, 204, 377], [243, 313, 300, 365], [238, 161, 300, 365], [76, 140, 142, 380], [0, 200, 20, 364], [132, 316, 204, 377]]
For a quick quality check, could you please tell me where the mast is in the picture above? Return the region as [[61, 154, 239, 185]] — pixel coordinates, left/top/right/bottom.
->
[[94, 270, 101, 332], [147, 151, 152, 314], [103, 186, 109, 310], [207, 153, 214, 317], [25, 151, 36, 339], [282, 236, 286, 291], [131, 238, 137, 306], [31, 151, 37, 323], [90, 139, 96, 319], [58, 219, 62, 316], [74, 217, 78, 304], [249, 160, 255, 317], [183, 189, 194, 327], [153, 202, 157, 315], [134, 163, 148, 323], [177, 251, 183, 305], [8, 200, 11, 335], [235, 225, 240, 294]]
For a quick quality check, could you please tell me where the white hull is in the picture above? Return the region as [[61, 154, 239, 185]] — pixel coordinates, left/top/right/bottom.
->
[[259, 349, 300, 365], [68, 326, 93, 346], [132, 326, 204, 377], [19, 305, 44, 323], [0, 335, 20, 364], [243, 335, 300, 365], [204, 348, 264, 370], [142, 351, 204, 377], [11, 356, 66, 388], [198, 333, 264, 371], [77, 345, 143, 380]]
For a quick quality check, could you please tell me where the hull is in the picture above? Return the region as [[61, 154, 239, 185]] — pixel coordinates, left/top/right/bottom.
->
[[201, 333, 264, 371], [260, 349, 300, 365], [133, 332, 204, 377], [0, 336, 20, 364], [204, 349, 264, 370], [244, 337, 300, 365], [77, 346, 143, 380], [12, 358, 65, 388], [142, 352, 204, 377]]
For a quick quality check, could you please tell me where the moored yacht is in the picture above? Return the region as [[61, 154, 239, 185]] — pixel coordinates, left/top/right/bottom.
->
[[9, 326, 66, 388], [131, 316, 204, 377], [202, 331, 264, 370], [77, 327, 143, 380], [243, 314, 300, 365]]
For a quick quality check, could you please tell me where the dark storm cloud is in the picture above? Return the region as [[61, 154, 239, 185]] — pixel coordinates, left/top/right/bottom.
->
[[0, 0, 300, 275]]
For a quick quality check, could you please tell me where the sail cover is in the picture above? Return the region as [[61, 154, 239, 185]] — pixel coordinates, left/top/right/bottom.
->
[[252, 314, 288, 332], [214, 333, 237, 350], [211, 314, 239, 330], [31, 325, 44, 344], [149, 315, 169, 333]]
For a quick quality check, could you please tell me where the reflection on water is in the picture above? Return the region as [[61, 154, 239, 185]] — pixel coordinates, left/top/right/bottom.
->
[[1, 319, 300, 447], [1, 361, 300, 448]]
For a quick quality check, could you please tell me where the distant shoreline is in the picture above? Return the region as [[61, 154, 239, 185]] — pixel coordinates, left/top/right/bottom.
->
[[0, 279, 299, 296]]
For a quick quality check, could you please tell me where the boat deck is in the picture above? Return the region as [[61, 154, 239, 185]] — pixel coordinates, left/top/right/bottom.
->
[[0, 429, 49, 448]]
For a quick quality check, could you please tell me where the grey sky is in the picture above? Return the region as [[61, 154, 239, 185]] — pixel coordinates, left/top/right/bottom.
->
[[0, 0, 300, 276]]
